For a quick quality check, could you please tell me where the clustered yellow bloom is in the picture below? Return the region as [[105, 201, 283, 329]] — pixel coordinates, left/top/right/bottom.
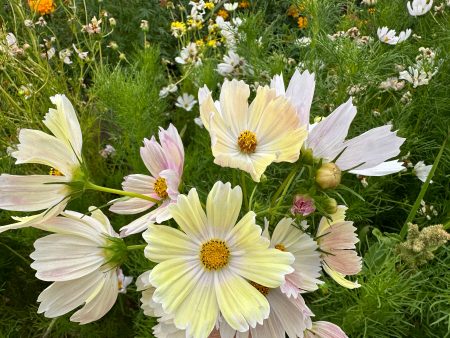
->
[[205, 2, 214, 10], [287, 5, 300, 18], [298, 16, 308, 29], [368, 8, 376, 14], [28, 0, 55, 15], [239, 1, 251, 8], [170, 21, 187, 37], [187, 19, 203, 30]]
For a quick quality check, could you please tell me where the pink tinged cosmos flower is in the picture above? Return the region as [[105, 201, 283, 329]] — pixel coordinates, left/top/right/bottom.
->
[[263, 217, 323, 297], [270, 69, 316, 129], [0, 94, 83, 233], [304, 321, 349, 338], [316, 206, 362, 289], [199, 79, 307, 182], [109, 124, 184, 237], [291, 194, 316, 216], [30, 208, 124, 324], [219, 287, 314, 338]]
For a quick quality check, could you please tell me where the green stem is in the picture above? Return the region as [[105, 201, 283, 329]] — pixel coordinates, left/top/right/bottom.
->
[[400, 135, 448, 238], [0, 242, 31, 265], [127, 244, 146, 251], [85, 182, 161, 204], [271, 167, 298, 207], [240, 171, 249, 211]]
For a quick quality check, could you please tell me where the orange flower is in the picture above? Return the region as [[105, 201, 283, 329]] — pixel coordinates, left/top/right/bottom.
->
[[287, 5, 300, 18], [239, 1, 250, 8], [297, 16, 308, 29], [28, 0, 55, 15], [217, 9, 229, 20]]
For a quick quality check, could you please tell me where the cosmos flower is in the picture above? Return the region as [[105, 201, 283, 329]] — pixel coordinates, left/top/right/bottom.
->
[[407, 0, 433, 16], [30, 208, 124, 324], [0, 94, 84, 233], [110, 124, 184, 237], [413, 161, 433, 183], [304, 321, 349, 338], [199, 79, 307, 182], [263, 217, 323, 296], [271, 71, 406, 177], [316, 206, 362, 289], [377, 27, 412, 45], [142, 182, 294, 338], [217, 50, 245, 76]]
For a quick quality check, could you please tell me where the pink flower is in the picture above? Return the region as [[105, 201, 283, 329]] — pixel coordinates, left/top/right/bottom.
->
[[304, 321, 348, 338], [291, 194, 316, 216], [110, 124, 184, 237], [316, 206, 362, 289]]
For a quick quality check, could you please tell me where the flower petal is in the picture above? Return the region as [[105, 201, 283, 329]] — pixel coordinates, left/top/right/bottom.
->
[[285, 69, 316, 127], [322, 264, 360, 289], [350, 160, 406, 176], [219, 79, 250, 135]]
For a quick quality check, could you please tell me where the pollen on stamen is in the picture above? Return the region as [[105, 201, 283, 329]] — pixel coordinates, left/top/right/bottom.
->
[[200, 239, 230, 270], [237, 130, 257, 154], [154, 177, 169, 199], [275, 243, 286, 252], [49, 168, 64, 176]]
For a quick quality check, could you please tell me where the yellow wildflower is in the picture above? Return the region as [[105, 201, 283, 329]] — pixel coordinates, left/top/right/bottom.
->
[[207, 39, 218, 48], [196, 39, 205, 47], [170, 21, 187, 37], [287, 5, 299, 18], [28, 0, 55, 15], [205, 2, 214, 10], [239, 1, 250, 8], [368, 8, 376, 14]]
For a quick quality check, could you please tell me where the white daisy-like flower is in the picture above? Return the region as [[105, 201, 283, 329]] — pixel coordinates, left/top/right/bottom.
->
[[175, 93, 197, 111], [224, 2, 238, 11], [175, 42, 201, 65], [0, 94, 84, 233], [217, 50, 245, 76], [72, 44, 88, 59], [263, 217, 322, 297], [142, 182, 294, 338], [407, 0, 433, 16], [271, 71, 406, 177], [361, 0, 377, 5], [377, 27, 411, 45], [413, 161, 433, 183], [159, 84, 178, 98], [399, 66, 432, 87], [296, 37, 312, 47], [199, 79, 307, 182], [110, 124, 184, 237], [30, 208, 124, 324], [219, 287, 314, 338], [304, 321, 349, 338], [316, 206, 362, 289], [59, 48, 73, 64]]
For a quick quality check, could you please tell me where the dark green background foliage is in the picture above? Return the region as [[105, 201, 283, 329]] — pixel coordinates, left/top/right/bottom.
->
[[0, 0, 449, 337]]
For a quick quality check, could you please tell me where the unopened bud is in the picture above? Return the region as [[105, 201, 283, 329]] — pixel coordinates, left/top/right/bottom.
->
[[109, 17, 117, 26], [323, 198, 338, 214], [291, 194, 315, 216], [316, 162, 341, 189]]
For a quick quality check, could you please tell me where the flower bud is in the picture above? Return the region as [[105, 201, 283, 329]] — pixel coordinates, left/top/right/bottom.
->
[[109, 17, 117, 26], [316, 163, 341, 189], [291, 194, 315, 216], [323, 198, 338, 214]]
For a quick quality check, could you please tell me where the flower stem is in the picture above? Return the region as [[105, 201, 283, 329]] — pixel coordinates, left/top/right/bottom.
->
[[127, 244, 146, 251], [240, 171, 249, 211], [400, 134, 448, 238], [85, 182, 161, 204]]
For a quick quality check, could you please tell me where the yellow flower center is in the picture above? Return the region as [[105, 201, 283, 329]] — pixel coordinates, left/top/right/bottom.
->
[[275, 243, 286, 251], [49, 168, 63, 176], [200, 239, 230, 270], [250, 281, 270, 296], [237, 130, 257, 154], [154, 177, 168, 199]]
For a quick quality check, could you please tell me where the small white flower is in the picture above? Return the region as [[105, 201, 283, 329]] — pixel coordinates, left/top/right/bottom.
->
[[217, 50, 245, 76], [399, 66, 431, 87], [194, 117, 204, 128], [379, 77, 405, 91], [140, 19, 149, 31], [117, 269, 133, 294], [407, 0, 433, 16], [72, 44, 88, 59], [224, 2, 238, 11], [413, 161, 433, 183], [175, 93, 197, 111], [59, 48, 73, 64], [35, 16, 47, 27], [24, 19, 34, 27], [99, 144, 116, 158], [175, 42, 201, 65], [400, 91, 413, 104], [159, 84, 178, 98], [296, 37, 312, 47], [362, 0, 377, 4], [82, 16, 102, 34], [377, 27, 411, 45]]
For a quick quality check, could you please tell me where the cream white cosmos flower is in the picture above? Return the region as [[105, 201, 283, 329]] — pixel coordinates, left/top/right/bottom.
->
[[224, 2, 238, 11], [217, 50, 245, 77], [0, 94, 84, 233], [399, 66, 433, 87], [263, 217, 323, 297], [316, 206, 362, 289], [377, 27, 411, 45], [304, 321, 349, 338], [219, 287, 314, 338], [143, 182, 294, 338], [199, 79, 307, 182], [407, 0, 433, 16], [30, 208, 124, 324], [110, 124, 184, 237], [413, 161, 433, 183], [271, 71, 406, 176]]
